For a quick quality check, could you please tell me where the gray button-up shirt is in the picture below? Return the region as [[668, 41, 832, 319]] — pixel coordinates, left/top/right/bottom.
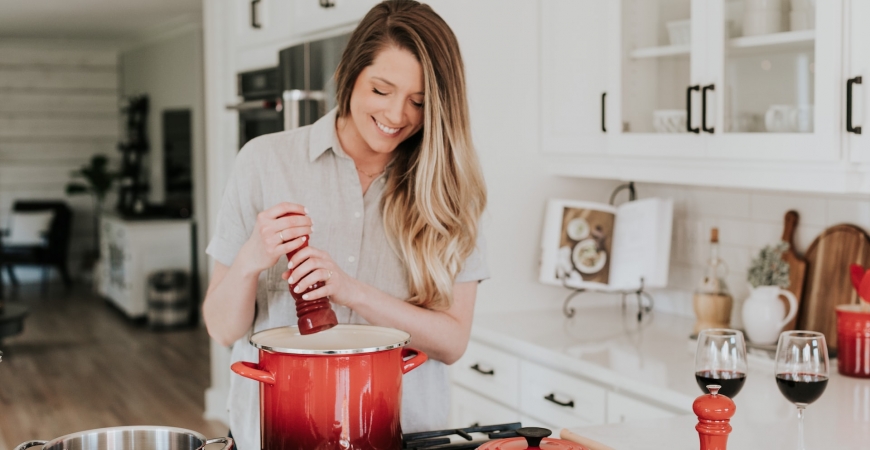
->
[[207, 108, 489, 450]]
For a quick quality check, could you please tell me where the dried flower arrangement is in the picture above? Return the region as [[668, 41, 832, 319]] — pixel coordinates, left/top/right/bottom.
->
[[747, 241, 791, 288]]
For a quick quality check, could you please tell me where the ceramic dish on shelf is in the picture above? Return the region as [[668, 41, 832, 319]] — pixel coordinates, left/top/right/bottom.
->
[[666, 19, 691, 46], [652, 110, 687, 133]]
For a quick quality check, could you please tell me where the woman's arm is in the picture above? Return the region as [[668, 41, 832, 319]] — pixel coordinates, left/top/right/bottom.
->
[[346, 280, 477, 365], [203, 202, 313, 346], [283, 245, 478, 364]]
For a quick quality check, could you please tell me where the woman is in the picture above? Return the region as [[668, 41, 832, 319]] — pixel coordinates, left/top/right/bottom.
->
[[202, 1, 487, 449]]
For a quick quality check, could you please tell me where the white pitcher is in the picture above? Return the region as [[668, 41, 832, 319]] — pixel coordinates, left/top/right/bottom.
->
[[741, 285, 798, 345]]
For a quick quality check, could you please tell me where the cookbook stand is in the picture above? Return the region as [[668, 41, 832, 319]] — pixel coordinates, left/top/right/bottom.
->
[[559, 182, 655, 323]]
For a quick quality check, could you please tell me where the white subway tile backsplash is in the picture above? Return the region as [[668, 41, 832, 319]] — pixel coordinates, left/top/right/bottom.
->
[[749, 193, 827, 227], [685, 188, 752, 219], [826, 199, 870, 228]]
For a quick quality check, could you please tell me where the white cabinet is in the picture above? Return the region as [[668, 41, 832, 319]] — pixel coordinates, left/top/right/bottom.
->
[[543, 0, 870, 193], [450, 385, 520, 429], [97, 214, 192, 318], [292, 0, 380, 38], [846, 0, 870, 163], [540, 0, 608, 156], [234, 0, 295, 49], [520, 360, 607, 427], [451, 339, 684, 430]]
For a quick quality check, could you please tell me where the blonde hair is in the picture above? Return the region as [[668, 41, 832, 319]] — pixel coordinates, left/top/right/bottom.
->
[[334, 0, 486, 310]]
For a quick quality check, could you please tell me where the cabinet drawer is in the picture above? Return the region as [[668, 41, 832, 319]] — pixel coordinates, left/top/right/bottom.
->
[[453, 340, 519, 408], [450, 384, 520, 429], [607, 392, 679, 424], [520, 361, 606, 427]]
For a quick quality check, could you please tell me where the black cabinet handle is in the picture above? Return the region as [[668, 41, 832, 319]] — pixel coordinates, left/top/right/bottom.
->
[[686, 85, 700, 133], [470, 364, 494, 376], [848, 76, 862, 134], [251, 0, 261, 29], [702, 84, 715, 134], [319, 0, 336, 8], [544, 393, 575, 408], [601, 92, 606, 133]]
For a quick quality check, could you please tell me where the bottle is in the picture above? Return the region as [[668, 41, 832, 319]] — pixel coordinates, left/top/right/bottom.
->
[[693, 384, 736, 450], [283, 213, 338, 335], [692, 228, 734, 335]]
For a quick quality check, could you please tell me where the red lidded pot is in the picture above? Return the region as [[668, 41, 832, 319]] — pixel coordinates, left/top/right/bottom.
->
[[231, 324, 427, 450]]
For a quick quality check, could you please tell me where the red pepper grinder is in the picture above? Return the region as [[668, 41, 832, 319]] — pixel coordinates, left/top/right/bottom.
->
[[693, 384, 736, 450], [283, 213, 337, 335]]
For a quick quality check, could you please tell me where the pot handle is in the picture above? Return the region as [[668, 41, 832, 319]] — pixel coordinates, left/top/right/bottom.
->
[[401, 347, 428, 374], [14, 441, 47, 450], [778, 289, 799, 330], [231, 361, 275, 385], [197, 437, 234, 450]]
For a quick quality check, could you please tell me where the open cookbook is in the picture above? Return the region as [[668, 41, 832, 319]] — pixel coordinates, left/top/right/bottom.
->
[[539, 197, 674, 291]]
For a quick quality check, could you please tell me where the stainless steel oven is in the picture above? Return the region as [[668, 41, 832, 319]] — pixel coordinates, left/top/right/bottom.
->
[[228, 67, 282, 149]]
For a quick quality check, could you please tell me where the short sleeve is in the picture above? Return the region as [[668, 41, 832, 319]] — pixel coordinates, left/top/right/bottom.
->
[[455, 230, 490, 284], [205, 144, 264, 267]]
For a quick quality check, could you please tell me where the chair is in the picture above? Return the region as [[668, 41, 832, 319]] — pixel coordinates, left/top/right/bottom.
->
[[0, 201, 73, 295]]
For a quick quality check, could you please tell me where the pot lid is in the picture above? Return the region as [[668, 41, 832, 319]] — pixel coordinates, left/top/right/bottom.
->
[[250, 324, 411, 355], [477, 428, 588, 450]]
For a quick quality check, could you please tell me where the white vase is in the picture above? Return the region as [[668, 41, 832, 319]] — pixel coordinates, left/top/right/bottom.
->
[[741, 285, 798, 345]]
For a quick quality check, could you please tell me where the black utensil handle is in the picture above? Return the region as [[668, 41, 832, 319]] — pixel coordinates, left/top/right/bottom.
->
[[543, 393, 575, 408], [848, 76, 862, 134], [702, 84, 715, 134], [687, 85, 700, 133], [319, 0, 336, 7], [250, 0, 261, 29], [470, 363, 494, 376], [601, 92, 607, 132]]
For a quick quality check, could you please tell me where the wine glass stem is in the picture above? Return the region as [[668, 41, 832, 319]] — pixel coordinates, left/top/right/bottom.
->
[[796, 404, 806, 450]]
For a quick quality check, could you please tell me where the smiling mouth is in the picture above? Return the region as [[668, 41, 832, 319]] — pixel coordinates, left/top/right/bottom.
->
[[373, 117, 401, 136]]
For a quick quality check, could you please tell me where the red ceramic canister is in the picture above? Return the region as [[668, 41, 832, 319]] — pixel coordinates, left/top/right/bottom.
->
[[836, 304, 870, 378], [231, 324, 427, 450]]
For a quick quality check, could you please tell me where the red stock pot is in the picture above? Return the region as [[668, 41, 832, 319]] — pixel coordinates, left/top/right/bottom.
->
[[231, 324, 428, 450]]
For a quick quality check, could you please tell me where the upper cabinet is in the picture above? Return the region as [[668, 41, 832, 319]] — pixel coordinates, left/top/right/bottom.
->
[[542, 0, 870, 194], [234, 0, 295, 49], [292, 0, 380, 37]]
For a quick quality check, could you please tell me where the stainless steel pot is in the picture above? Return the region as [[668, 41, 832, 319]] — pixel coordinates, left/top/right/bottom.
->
[[14, 426, 233, 450]]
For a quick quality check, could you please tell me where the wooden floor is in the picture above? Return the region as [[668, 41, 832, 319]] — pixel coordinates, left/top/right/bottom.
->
[[0, 283, 226, 449]]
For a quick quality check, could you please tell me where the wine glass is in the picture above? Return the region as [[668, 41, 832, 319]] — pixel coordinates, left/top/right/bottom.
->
[[694, 328, 748, 398], [774, 331, 829, 450]]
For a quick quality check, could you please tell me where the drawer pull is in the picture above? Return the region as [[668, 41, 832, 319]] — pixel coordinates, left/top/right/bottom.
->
[[544, 393, 575, 408], [470, 363, 494, 376]]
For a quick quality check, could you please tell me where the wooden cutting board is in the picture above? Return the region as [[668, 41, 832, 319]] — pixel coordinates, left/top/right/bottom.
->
[[780, 211, 807, 331], [799, 224, 870, 352]]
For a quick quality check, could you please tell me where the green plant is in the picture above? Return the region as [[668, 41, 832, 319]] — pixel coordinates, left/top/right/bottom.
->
[[66, 154, 118, 259], [747, 241, 791, 288]]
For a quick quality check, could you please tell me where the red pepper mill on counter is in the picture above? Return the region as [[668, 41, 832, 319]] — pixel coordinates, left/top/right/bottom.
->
[[284, 213, 337, 335], [694, 384, 736, 450]]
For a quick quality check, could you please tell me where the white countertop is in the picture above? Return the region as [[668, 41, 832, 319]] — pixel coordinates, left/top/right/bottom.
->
[[470, 306, 870, 449]]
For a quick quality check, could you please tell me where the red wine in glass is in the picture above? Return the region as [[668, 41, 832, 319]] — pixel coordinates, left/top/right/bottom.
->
[[695, 370, 747, 398], [775, 373, 828, 405]]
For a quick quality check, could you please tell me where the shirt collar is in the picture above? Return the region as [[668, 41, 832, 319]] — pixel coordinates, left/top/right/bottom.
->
[[308, 108, 349, 162]]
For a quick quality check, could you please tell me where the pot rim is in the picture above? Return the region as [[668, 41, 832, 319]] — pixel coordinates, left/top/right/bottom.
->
[[35, 426, 209, 448], [250, 324, 411, 355]]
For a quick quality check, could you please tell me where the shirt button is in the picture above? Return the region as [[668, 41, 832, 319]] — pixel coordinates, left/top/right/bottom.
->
[[354, 211, 361, 218], [348, 256, 356, 263]]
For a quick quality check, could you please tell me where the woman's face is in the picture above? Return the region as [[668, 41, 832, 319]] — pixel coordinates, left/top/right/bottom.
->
[[347, 46, 425, 156]]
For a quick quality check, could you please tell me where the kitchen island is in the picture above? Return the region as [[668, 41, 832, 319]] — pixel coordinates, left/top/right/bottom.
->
[[463, 305, 870, 449]]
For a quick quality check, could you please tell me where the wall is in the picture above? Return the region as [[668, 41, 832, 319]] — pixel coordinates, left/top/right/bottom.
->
[[119, 24, 208, 297], [0, 39, 120, 282]]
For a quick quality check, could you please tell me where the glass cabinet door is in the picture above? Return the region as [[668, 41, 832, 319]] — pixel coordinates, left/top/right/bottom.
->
[[618, 0, 697, 135], [607, 0, 708, 158], [707, 0, 842, 161]]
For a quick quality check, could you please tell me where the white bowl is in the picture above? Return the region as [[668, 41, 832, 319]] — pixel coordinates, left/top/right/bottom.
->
[[653, 110, 688, 133], [743, 10, 782, 36], [790, 10, 814, 30], [745, 0, 784, 11]]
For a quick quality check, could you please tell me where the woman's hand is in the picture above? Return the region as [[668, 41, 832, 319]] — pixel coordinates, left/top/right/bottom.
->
[[282, 246, 361, 308], [238, 202, 313, 275]]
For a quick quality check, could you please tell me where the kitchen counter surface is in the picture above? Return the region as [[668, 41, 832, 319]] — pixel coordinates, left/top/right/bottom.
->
[[471, 306, 870, 449]]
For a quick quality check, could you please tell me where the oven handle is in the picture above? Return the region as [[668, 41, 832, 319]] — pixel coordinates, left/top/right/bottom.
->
[[283, 90, 328, 130], [226, 99, 281, 112]]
